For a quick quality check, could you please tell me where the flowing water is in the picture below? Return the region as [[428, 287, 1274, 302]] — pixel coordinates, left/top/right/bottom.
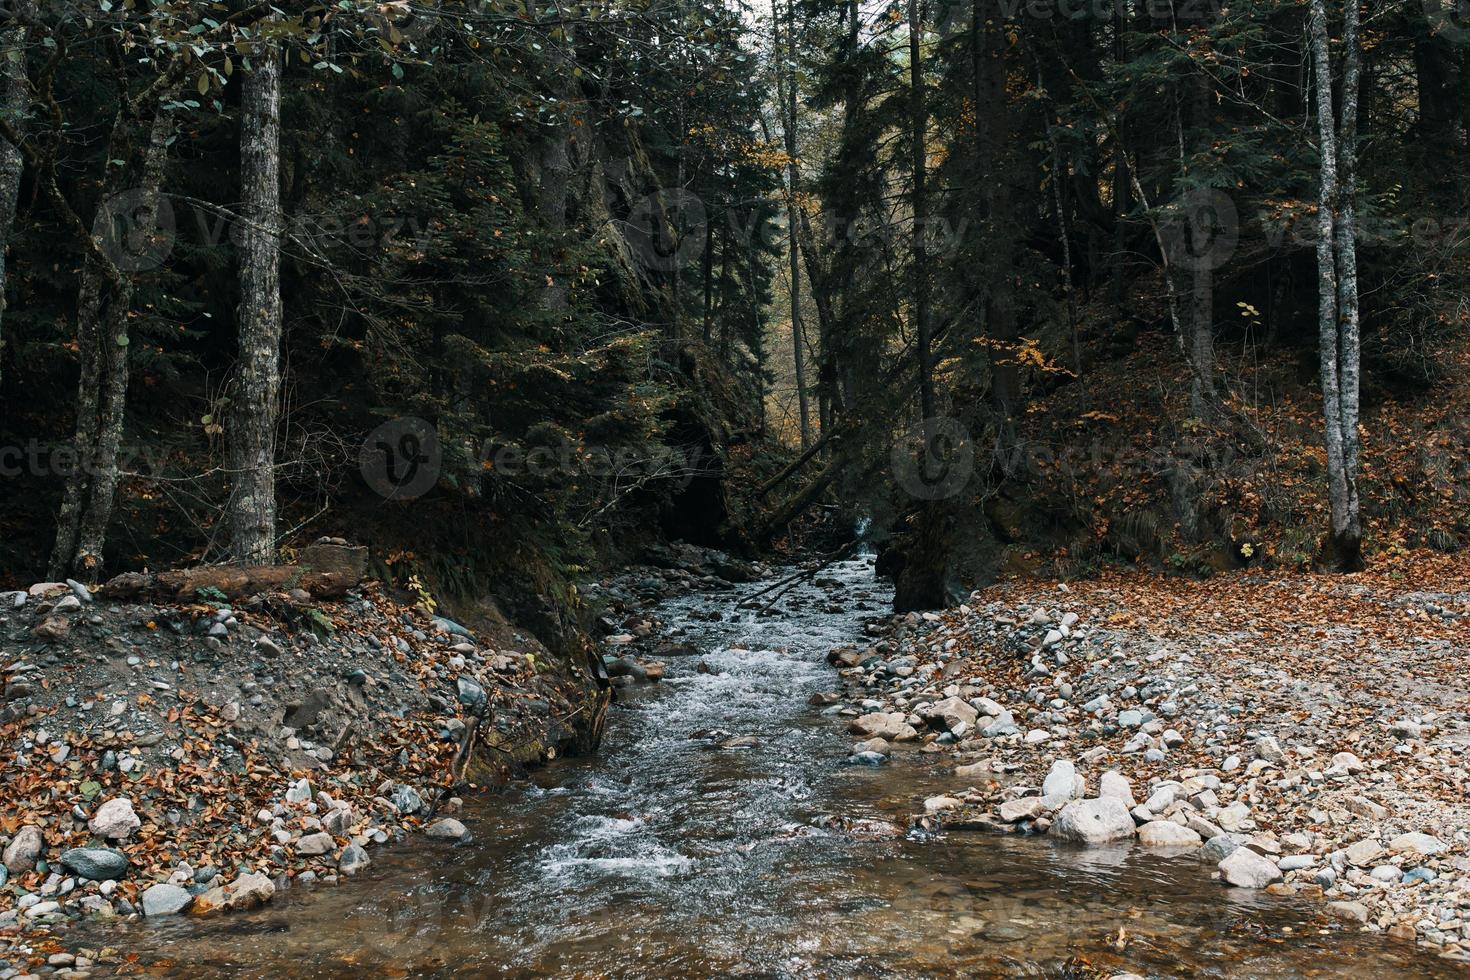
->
[[92, 558, 1460, 977]]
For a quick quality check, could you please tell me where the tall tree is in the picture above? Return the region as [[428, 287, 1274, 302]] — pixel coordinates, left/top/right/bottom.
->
[[227, 38, 284, 566], [0, 1, 32, 392], [1309, 0, 1364, 569]]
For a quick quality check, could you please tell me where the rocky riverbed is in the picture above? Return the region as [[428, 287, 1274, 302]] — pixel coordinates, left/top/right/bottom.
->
[[825, 550, 1470, 968]]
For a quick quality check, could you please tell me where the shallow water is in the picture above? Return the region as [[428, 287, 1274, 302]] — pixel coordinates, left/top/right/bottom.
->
[[90, 558, 1461, 977]]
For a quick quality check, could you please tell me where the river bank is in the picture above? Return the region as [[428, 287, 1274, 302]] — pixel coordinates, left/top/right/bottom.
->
[[829, 550, 1470, 967], [0, 539, 765, 975]]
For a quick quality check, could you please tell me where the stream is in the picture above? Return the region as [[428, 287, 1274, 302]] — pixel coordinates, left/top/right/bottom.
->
[[92, 557, 1458, 977]]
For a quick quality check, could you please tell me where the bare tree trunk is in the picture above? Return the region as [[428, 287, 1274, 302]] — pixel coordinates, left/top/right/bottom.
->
[[1333, 0, 1363, 566], [228, 41, 283, 566], [775, 0, 810, 447], [0, 1, 32, 391], [63, 108, 175, 580], [1308, 0, 1360, 570], [908, 0, 935, 425]]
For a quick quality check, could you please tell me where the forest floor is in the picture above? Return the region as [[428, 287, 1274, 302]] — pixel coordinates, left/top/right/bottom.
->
[[833, 550, 1470, 964], [0, 541, 758, 976]]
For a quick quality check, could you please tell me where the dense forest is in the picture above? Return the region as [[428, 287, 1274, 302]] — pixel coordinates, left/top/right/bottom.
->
[[0, 0, 1466, 619], [0, 1, 1468, 972]]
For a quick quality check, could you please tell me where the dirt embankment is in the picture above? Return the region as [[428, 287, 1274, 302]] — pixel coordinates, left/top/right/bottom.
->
[[0, 539, 610, 971]]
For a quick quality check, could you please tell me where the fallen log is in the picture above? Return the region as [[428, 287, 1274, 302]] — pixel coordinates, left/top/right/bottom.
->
[[100, 539, 368, 602]]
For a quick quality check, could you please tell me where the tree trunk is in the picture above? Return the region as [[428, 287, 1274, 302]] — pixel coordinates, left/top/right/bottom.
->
[[1308, 0, 1360, 571], [54, 107, 175, 580], [228, 41, 284, 566], [775, 0, 811, 447], [908, 0, 935, 425], [0, 2, 30, 391], [1332, 0, 1364, 567]]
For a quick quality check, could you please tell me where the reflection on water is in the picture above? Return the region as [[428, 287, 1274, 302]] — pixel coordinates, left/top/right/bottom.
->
[[82, 558, 1458, 977]]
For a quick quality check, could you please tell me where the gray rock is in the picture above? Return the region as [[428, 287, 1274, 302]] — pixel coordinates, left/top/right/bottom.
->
[[1388, 832, 1446, 856], [426, 818, 468, 840], [1138, 821, 1202, 848], [65, 579, 93, 603], [1142, 785, 1176, 813], [3, 826, 43, 873], [1201, 834, 1243, 862], [1052, 798, 1136, 845], [981, 711, 1019, 737], [295, 833, 336, 856], [456, 676, 486, 708], [1099, 771, 1135, 807], [999, 797, 1048, 823], [921, 696, 977, 732], [58, 848, 128, 881], [1118, 709, 1144, 728], [845, 751, 887, 766], [390, 785, 424, 815], [1042, 759, 1079, 800], [1278, 855, 1314, 871], [1254, 735, 1283, 762], [285, 778, 313, 804], [89, 797, 140, 840], [1219, 846, 1283, 887], [1346, 839, 1385, 867], [338, 845, 371, 876], [141, 883, 193, 917]]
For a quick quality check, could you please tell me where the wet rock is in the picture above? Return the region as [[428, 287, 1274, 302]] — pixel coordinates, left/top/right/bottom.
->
[[1201, 834, 1243, 862], [999, 797, 1048, 823], [1052, 798, 1135, 844], [3, 826, 43, 873], [1138, 822, 1202, 848], [227, 871, 275, 910], [920, 696, 977, 732], [338, 845, 371, 876], [849, 712, 917, 742], [426, 818, 468, 840], [845, 751, 887, 766], [1219, 846, 1283, 888], [390, 785, 424, 815], [1327, 900, 1370, 924], [58, 848, 128, 881], [852, 737, 890, 755], [89, 797, 141, 840], [141, 883, 193, 916]]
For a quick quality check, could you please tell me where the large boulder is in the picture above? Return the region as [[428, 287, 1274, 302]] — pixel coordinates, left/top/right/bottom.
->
[[1042, 759, 1081, 800], [1138, 821, 1203, 849], [1052, 798, 1136, 845], [849, 712, 918, 742], [1219, 846, 1283, 887], [59, 848, 128, 881], [141, 883, 193, 917], [920, 697, 977, 732]]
